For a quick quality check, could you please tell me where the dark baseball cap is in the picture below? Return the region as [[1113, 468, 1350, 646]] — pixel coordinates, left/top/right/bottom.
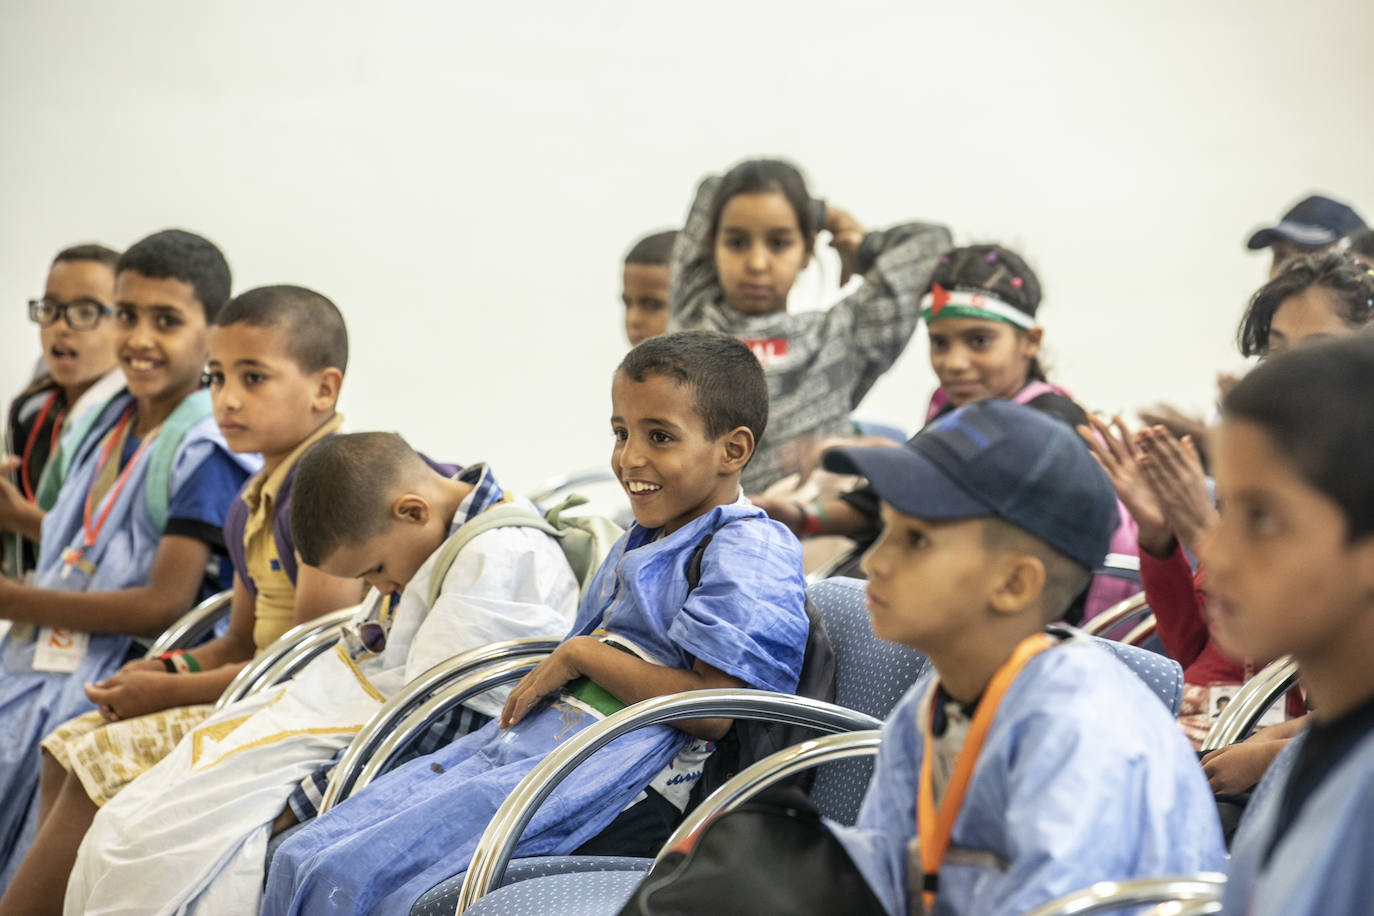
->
[[1247, 195, 1366, 251], [822, 400, 1117, 570]]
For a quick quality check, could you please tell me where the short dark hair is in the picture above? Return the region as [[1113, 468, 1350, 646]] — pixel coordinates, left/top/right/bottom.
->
[[214, 285, 349, 374], [1349, 229, 1374, 260], [290, 432, 433, 567], [930, 243, 1048, 382], [1236, 252, 1374, 357], [625, 230, 678, 267], [53, 244, 120, 269], [709, 159, 816, 255], [1224, 335, 1374, 542], [116, 229, 232, 322], [616, 330, 768, 445], [981, 517, 1092, 623]]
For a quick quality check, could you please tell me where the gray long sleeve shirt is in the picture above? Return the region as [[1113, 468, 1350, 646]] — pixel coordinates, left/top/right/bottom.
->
[[669, 176, 952, 492]]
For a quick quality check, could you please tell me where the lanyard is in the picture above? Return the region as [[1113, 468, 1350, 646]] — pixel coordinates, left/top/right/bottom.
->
[[916, 632, 1054, 909], [19, 390, 66, 503], [68, 407, 157, 566]]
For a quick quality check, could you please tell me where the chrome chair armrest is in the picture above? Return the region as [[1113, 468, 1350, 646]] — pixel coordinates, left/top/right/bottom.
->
[[1121, 614, 1157, 648], [653, 730, 882, 868], [1141, 901, 1222, 916], [144, 590, 233, 657], [527, 468, 616, 508], [804, 543, 865, 584], [1018, 874, 1226, 916], [1081, 592, 1149, 638], [457, 688, 880, 911], [213, 606, 360, 712], [319, 639, 558, 810], [1199, 655, 1300, 751]]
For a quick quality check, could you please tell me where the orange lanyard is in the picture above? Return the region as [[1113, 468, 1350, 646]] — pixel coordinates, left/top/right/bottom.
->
[[916, 633, 1054, 909], [19, 390, 65, 503], [69, 407, 156, 564]]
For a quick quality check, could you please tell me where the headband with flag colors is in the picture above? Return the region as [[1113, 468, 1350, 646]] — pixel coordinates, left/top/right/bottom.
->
[[921, 283, 1036, 330]]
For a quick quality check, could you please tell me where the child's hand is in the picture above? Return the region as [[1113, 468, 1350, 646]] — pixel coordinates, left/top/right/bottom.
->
[[1077, 416, 1171, 557], [1138, 427, 1217, 558], [499, 640, 585, 730], [1200, 739, 1288, 795], [824, 207, 865, 285], [84, 668, 178, 721]]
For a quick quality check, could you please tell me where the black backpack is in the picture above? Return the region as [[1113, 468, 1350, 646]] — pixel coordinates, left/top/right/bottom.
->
[[683, 528, 837, 806]]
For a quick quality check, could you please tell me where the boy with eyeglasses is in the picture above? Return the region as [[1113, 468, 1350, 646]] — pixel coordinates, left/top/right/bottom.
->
[[2, 245, 125, 580], [65, 431, 580, 912]]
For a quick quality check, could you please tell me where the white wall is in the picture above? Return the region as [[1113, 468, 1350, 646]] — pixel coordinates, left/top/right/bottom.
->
[[3, 0, 1372, 491]]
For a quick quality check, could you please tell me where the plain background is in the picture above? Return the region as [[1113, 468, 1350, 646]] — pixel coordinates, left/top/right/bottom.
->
[[3, 0, 1372, 491]]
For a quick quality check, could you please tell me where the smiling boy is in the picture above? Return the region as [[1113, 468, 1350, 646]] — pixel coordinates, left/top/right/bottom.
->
[[263, 330, 809, 916], [0, 229, 257, 887]]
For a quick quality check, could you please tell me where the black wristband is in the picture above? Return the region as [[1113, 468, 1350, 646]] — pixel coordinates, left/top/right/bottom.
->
[[161, 656, 179, 674]]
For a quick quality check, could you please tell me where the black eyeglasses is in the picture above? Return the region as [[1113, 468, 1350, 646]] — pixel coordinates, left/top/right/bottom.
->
[[28, 297, 113, 331]]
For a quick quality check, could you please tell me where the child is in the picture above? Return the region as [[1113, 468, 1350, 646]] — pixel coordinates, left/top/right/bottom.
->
[[0, 229, 256, 887], [1086, 253, 1374, 748], [821, 400, 1225, 915], [0, 285, 363, 915], [761, 245, 1135, 621], [66, 432, 581, 913], [262, 330, 809, 915], [669, 158, 952, 493], [1206, 335, 1374, 914], [622, 229, 676, 347], [1246, 194, 1366, 279], [2, 244, 125, 580]]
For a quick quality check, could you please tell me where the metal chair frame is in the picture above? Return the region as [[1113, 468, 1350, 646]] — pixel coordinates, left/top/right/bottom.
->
[[143, 589, 233, 657], [1199, 655, 1300, 752]]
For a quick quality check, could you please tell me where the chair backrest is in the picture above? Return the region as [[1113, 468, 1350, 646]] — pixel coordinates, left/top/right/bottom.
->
[[805, 577, 929, 824], [144, 589, 233, 657], [1079, 632, 1184, 715]]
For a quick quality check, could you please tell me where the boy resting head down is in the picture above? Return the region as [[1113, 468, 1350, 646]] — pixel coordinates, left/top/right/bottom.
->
[[65, 431, 579, 914], [822, 400, 1225, 915]]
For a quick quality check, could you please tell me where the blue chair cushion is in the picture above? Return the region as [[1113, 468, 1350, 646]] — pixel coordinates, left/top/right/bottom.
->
[[410, 857, 650, 915]]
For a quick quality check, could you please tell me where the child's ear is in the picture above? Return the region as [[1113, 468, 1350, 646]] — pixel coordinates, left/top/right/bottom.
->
[[1022, 327, 1044, 360], [988, 553, 1046, 618], [1349, 535, 1374, 599], [392, 493, 431, 526], [719, 426, 755, 474], [310, 368, 343, 413]]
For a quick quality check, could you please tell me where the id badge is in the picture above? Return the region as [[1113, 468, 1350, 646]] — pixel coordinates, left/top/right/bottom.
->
[[1208, 684, 1286, 729], [33, 627, 89, 673]]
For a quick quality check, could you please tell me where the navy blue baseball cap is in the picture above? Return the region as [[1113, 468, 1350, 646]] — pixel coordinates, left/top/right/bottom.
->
[[823, 400, 1117, 570], [1247, 195, 1366, 251]]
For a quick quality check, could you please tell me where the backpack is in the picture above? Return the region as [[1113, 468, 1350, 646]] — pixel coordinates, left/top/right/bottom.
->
[[33, 389, 213, 531], [685, 526, 837, 806], [424, 493, 624, 608]]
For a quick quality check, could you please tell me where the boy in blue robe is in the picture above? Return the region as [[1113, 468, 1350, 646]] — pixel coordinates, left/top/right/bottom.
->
[[0, 230, 257, 887], [1200, 337, 1374, 915], [821, 400, 1224, 915], [265, 330, 809, 915]]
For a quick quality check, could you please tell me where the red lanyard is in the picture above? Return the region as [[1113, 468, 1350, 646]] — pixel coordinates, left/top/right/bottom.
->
[[916, 633, 1054, 910], [70, 407, 157, 563], [19, 390, 66, 503]]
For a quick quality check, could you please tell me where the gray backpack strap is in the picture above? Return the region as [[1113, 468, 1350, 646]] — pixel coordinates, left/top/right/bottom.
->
[[423, 504, 556, 609]]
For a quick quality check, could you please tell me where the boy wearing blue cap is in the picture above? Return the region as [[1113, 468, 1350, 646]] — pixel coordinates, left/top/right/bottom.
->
[[1247, 194, 1366, 278], [822, 400, 1224, 916]]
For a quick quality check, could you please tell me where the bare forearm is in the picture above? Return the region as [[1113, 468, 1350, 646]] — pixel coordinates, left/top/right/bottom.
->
[[1, 583, 194, 637], [164, 664, 246, 705], [182, 632, 255, 671], [1, 502, 44, 542], [568, 637, 736, 740]]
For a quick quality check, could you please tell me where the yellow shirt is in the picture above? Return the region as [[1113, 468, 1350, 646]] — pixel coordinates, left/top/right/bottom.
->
[[241, 415, 344, 651]]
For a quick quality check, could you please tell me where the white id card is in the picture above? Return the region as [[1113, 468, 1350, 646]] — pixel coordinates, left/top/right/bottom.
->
[[1210, 684, 1286, 729], [33, 627, 90, 673]]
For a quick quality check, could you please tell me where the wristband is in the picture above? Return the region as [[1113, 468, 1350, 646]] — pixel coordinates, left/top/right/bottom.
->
[[800, 501, 825, 536], [159, 650, 201, 674]]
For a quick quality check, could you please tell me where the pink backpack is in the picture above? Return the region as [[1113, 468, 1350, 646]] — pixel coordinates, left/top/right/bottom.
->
[[926, 383, 1140, 624]]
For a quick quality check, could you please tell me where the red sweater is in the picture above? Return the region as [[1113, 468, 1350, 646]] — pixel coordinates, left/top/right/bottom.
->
[[1138, 542, 1304, 718]]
